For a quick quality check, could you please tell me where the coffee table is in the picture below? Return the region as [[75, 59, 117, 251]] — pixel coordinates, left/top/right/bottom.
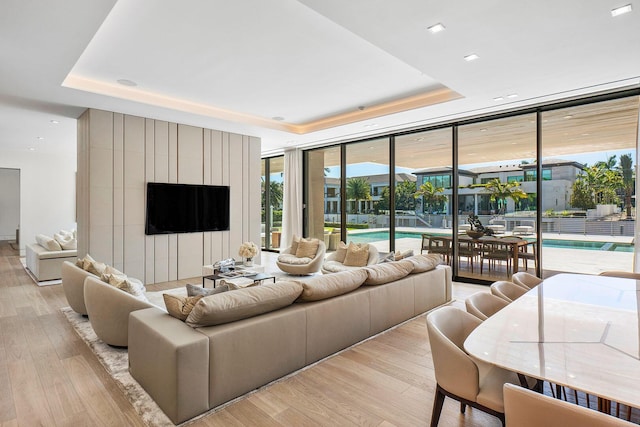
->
[[203, 271, 276, 288]]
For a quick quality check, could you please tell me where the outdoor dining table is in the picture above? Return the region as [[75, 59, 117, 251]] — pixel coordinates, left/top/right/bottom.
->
[[442, 234, 534, 274], [464, 273, 640, 412]]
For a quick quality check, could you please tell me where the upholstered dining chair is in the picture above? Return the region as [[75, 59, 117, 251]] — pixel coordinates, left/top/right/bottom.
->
[[426, 306, 527, 426], [490, 280, 528, 302], [512, 272, 542, 290], [465, 292, 510, 321], [504, 384, 635, 427]]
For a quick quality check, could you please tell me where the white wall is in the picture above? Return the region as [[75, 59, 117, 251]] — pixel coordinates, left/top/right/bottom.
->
[[0, 151, 76, 254]]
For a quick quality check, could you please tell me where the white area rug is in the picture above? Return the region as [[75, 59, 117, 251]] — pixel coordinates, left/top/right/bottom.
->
[[20, 257, 62, 286]]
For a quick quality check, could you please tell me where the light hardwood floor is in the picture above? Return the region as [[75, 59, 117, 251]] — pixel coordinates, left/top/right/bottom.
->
[[0, 241, 502, 426]]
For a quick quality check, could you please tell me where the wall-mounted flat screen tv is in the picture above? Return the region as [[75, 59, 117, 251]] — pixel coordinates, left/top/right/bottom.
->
[[145, 182, 230, 235]]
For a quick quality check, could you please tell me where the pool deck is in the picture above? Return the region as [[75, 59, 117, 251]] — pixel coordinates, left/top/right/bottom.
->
[[347, 227, 635, 276]]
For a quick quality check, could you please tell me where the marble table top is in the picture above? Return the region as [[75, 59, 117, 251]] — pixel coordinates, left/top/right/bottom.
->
[[464, 273, 640, 408]]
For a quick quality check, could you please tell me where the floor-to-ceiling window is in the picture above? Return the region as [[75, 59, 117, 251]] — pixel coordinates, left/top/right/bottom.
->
[[299, 89, 639, 282], [540, 96, 639, 276], [345, 138, 390, 252], [394, 128, 453, 255], [458, 114, 538, 281], [261, 156, 284, 250]]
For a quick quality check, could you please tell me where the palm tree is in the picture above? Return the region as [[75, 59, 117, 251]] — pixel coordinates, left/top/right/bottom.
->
[[346, 177, 371, 214], [414, 181, 447, 213], [483, 178, 527, 214], [618, 153, 634, 218], [595, 155, 617, 170]]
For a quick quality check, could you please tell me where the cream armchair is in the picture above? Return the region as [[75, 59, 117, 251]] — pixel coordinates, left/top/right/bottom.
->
[[84, 276, 154, 347], [426, 306, 526, 426], [321, 244, 379, 274], [276, 239, 326, 275], [62, 261, 98, 315]]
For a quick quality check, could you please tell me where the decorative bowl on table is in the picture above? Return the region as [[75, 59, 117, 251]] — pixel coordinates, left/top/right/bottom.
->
[[466, 230, 485, 239]]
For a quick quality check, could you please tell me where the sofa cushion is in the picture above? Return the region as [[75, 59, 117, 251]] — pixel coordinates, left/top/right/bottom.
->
[[380, 252, 396, 263], [86, 260, 107, 276], [322, 260, 354, 273], [295, 238, 319, 258], [343, 242, 369, 267], [277, 254, 312, 265], [405, 254, 441, 273], [333, 241, 348, 263], [186, 283, 230, 297], [36, 234, 62, 251], [185, 281, 303, 327], [163, 294, 203, 321], [294, 269, 367, 302], [394, 249, 414, 261], [363, 259, 414, 285], [100, 265, 124, 281]]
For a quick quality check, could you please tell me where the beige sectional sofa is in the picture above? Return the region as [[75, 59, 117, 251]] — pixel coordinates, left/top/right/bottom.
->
[[129, 256, 452, 424]]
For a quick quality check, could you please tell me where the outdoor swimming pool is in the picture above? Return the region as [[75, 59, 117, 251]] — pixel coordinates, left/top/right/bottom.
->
[[347, 230, 634, 252]]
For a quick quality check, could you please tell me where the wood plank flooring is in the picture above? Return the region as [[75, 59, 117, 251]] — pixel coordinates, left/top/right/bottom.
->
[[0, 241, 605, 426]]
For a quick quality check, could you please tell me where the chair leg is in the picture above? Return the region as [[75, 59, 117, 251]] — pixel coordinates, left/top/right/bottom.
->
[[430, 385, 446, 427], [460, 402, 466, 414]]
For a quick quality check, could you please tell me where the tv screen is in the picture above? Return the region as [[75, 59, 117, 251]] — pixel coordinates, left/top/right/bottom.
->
[[145, 183, 230, 235]]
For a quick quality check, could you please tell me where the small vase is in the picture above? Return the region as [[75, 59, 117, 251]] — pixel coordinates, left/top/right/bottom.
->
[[245, 258, 253, 267]]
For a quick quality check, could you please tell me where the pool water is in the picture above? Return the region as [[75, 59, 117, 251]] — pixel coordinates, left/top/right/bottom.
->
[[347, 231, 633, 252]]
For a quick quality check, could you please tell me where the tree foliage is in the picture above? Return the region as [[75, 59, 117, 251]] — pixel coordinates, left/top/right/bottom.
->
[[377, 180, 417, 212], [414, 181, 447, 213], [482, 178, 528, 214], [346, 177, 371, 214]]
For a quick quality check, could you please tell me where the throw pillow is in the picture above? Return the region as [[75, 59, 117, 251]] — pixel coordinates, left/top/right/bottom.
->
[[290, 235, 301, 254], [185, 281, 303, 327], [380, 252, 396, 263], [100, 265, 125, 282], [333, 241, 348, 263], [163, 294, 203, 321], [79, 254, 96, 270], [363, 259, 414, 285], [107, 274, 147, 300], [343, 242, 369, 267], [36, 234, 62, 251], [295, 238, 319, 258], [186, 283, 230, 297], [86, 260, 107, 276], [54, 232, 77, 250]]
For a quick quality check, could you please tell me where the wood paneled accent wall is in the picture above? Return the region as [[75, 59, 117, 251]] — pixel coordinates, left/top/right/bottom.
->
[[77, 109, 261, 284]]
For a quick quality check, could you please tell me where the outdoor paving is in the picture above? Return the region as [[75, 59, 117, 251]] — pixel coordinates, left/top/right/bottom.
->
[[349, 227, 635, 277]]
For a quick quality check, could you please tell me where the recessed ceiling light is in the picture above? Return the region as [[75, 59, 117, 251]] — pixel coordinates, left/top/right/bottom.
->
[[506, 93, 518, 99], [50, 120, 60, 124], [427, 23, 446, 33], [611, 4, 632, 16], [36, 136, 44, 140], [28, 147, 35, 151], [464, 53, 479, 62], [480, 128, 488, 132], [563, 115, 573, 119], [272, 116, 285, 121], [493, 96, 504, 101], [117, 79, 137, 87]]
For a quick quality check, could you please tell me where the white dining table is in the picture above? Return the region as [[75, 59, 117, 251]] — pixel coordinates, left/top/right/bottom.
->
[[464, 273, 640, 411]]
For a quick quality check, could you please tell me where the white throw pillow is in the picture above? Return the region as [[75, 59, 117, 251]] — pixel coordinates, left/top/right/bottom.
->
[[36, 234, 62, 251], [54, 233, 77, 250]]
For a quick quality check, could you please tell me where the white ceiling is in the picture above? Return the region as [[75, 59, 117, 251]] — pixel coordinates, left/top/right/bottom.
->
[[1, 0, 639, 156]]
